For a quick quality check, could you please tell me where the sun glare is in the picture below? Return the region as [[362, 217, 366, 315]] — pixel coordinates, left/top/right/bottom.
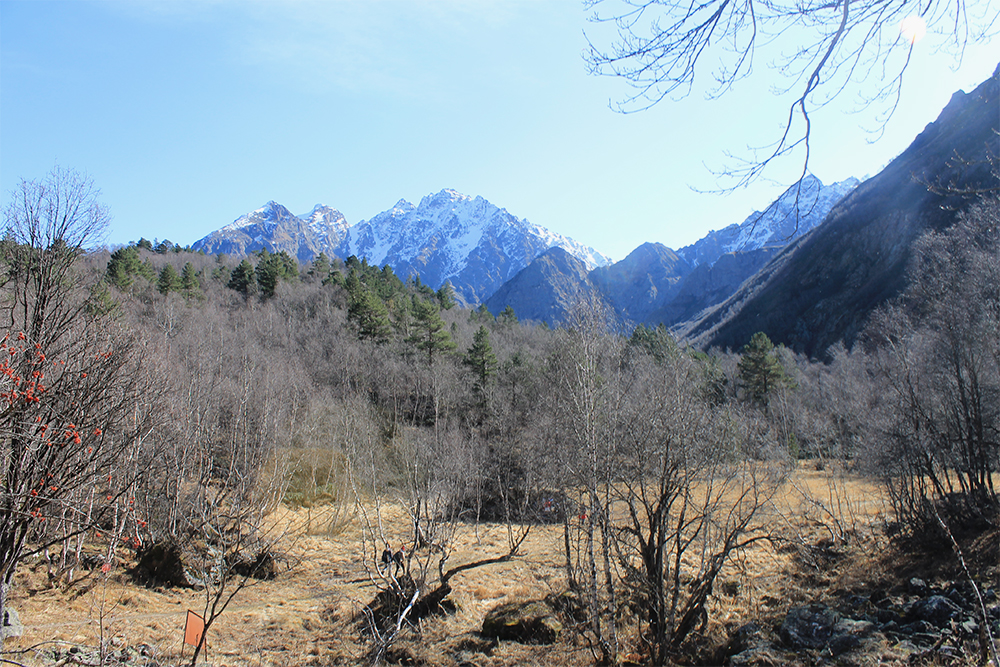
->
[[900, 15, 927, 44]]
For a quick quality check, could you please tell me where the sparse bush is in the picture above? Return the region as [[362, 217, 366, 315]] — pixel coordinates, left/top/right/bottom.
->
[[862, 196, 1000, 533]]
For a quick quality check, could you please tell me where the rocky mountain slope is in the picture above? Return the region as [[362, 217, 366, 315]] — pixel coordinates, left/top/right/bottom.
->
[[589, 242, 691, 324], [483, 175, 854, 328], [483, 247, 612, 325], [193, 202, 350, 265], [647, 247, 780, 328], [337, 189, 610, 306], [676, 175, 859, 268], [192, 189, 610, 307], [679, 64, 1000, 357]]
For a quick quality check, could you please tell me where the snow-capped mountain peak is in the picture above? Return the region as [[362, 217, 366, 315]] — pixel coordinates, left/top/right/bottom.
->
[[193, 189, 609, 306], [677, 175, 859, 268], [302, 204, 349, 237], [220, 200, 292, 234], [339, 189, 610, 305]]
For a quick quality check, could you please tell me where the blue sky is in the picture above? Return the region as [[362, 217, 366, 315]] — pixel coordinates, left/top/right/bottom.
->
[[1, 1, 996, 261]]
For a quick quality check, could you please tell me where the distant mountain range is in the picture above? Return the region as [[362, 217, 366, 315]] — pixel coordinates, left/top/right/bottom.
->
[[484, 176, 858, 329], [485, 64, 998, 354], [193, 175, 856, 322], [190, 63, 998, 358], [193, 189, 610, 307]]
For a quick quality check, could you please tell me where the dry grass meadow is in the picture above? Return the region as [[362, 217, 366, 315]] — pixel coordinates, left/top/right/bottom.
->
[[5, 463, 990, 666]]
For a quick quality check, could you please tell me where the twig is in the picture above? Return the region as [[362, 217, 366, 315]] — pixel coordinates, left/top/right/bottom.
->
[[932, 506, 1000, 666]]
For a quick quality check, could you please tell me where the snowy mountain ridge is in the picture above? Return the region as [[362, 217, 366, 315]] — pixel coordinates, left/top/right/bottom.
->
[[192, 188, 611, 306], [338, 188, 611, 305], [676, 175, 860, 268], [192, 175, 856, 311], [343, 189, 607, 274]]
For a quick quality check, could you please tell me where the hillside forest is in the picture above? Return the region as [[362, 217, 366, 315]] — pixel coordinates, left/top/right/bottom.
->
[[2, 169, 1000, 665]]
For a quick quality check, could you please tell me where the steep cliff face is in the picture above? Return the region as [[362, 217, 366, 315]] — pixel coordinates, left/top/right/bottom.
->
[[680, 65, 1000, 357]]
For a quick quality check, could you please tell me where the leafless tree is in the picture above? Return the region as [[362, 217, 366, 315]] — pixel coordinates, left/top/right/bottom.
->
[[0, 167, 159, 631], [127, 294, 310, 665], [862, 196, 1000, 530], [584, 0, 997, 189], [552, 300, 626, 664], [348, 406, 529, 665], [610, 344, 785, 662], [545, 302, 786, 663]]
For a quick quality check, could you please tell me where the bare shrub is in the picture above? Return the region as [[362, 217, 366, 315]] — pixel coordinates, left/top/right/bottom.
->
[[0, 167, 160, 624], [861, 196, 1000, 533]]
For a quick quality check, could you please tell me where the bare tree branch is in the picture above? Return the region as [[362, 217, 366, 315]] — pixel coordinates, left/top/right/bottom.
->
[[584, 0, 997, 192]]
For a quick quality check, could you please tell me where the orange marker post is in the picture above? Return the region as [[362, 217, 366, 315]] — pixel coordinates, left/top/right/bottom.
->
[[182, 610, 206, 662]]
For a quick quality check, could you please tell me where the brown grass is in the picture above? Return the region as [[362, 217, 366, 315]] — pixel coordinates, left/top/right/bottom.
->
[[3, 463, 987, 666]]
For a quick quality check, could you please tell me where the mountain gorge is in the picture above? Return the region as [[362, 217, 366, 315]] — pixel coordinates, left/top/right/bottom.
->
[[487, 66, 998, 347], [483, 176, 858, 328]]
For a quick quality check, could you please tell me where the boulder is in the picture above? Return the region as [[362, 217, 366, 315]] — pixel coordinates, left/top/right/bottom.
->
[[726, 622, 765, 655], [907, 578, 930, 596], [780, 605, 842, 649], [780, 604, 871, 655], [905, 595, 962, 627], [130, 541, 191, 588], [2, 607, 23, 640], [724, 622, 785, 666], [229, 550, 278, 581], [826, 633, 860, 657], [482, 600, 562, 644]]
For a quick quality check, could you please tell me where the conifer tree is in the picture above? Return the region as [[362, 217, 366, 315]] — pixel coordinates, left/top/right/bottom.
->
[[406, 298, 457, 365], [464, 325, 498, 392], [436, 281, 457, 310], [180, 262, 203, 301], [737, 331, 789, 406], [627, 324, 679, 365], [156, 264, 182, 295], [228, 259, 256, 296], [498, 305, 518, 324], [255, 251, 298, 298], [349, 287, 392, 344], [106, 246, 155, 290], [307, 253, 331, 283]]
